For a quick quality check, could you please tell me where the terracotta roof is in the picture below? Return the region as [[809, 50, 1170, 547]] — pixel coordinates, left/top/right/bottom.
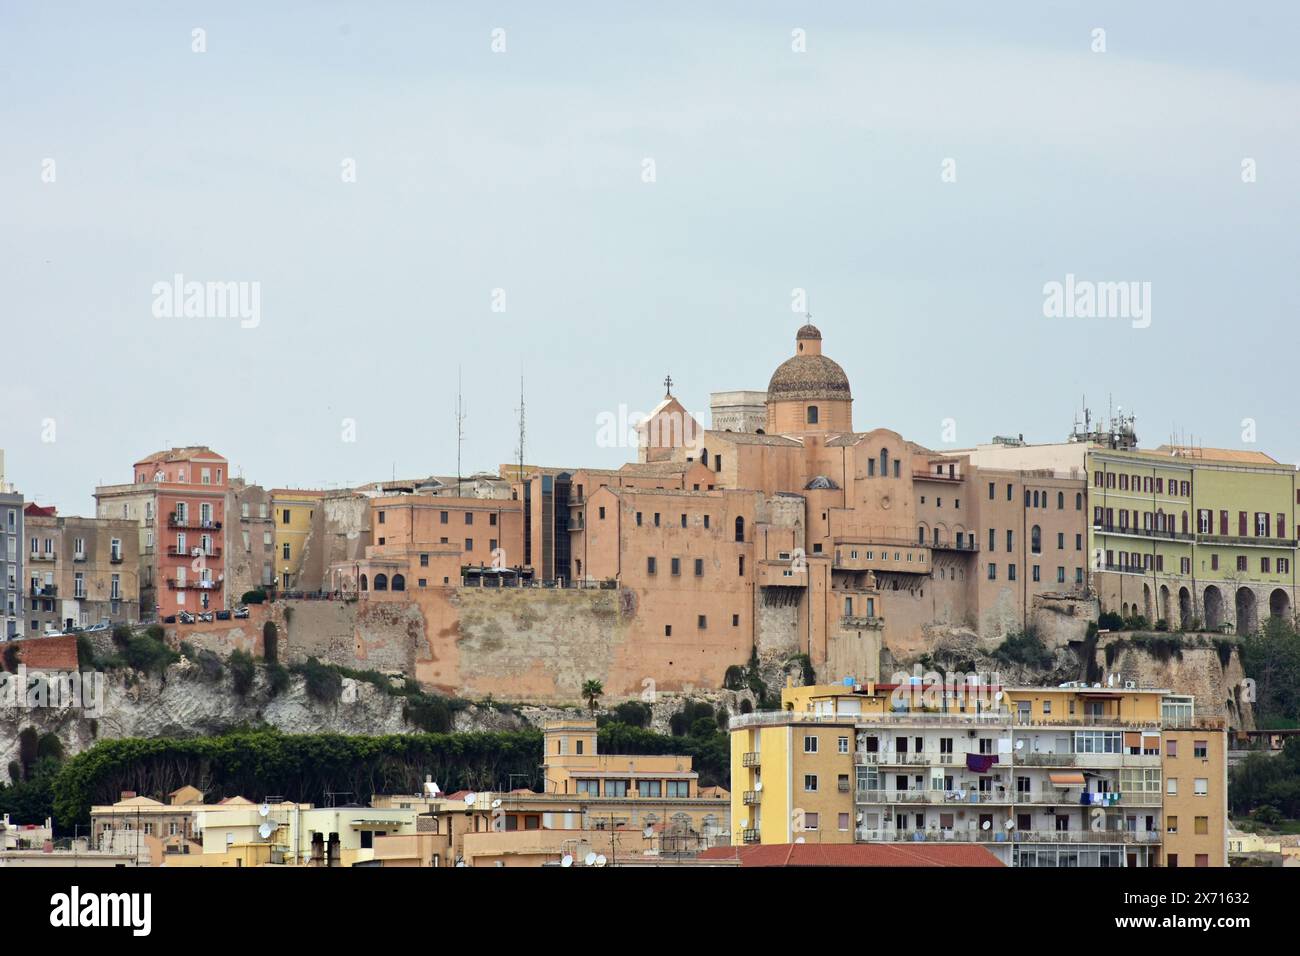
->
[[135, 446, 225, 465], [1152, 445, 1284, 466], [697, 842, 1004, 867], [23, 503, 57, 517], [796, 323, 822, 341], [705, 431, 802, 447]]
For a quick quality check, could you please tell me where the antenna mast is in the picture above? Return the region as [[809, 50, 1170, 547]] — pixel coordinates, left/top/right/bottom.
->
[[515, 370, 526, 481], [456, 367, 465, 494]]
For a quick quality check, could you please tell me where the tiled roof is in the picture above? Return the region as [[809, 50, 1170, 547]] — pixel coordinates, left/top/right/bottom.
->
[[697, 842, 1004, 867], [1152, 445, 1284, 466], [135, 446, 225, 464], [705, 431, 802, 447]]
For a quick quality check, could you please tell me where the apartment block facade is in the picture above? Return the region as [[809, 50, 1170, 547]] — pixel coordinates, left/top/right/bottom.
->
[[22, 507, 139, 633], [0, 480, 23, 639], [729, 681, 1227, 867], [95, 447, 229, 619]]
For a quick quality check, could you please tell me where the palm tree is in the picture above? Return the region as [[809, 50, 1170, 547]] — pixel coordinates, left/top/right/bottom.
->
[[582, 679, 604, 714]]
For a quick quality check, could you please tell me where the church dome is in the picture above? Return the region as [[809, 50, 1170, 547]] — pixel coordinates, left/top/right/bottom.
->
[[767, 344, 852, 402]]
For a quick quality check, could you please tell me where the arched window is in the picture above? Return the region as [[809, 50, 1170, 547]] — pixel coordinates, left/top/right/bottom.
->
[[1075, 493, 1082, 510], [918, 526, 926, 545], [1057, 491, 1064, 509], [1031, 525, 1042, 554], [392, 574, 405, 591], [807, 406, 819, 424], [880, 448, 889, 475], [359, 573, 368, 591], [734, 516, 745, 542], [374, 573, 388, 591]]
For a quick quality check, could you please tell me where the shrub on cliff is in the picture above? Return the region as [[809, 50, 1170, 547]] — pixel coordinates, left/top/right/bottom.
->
[[229, 650, 255, 698], [292, 657, 342, 705]]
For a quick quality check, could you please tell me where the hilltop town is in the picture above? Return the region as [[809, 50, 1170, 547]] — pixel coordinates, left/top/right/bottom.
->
[[2, 323, 1297, 868]]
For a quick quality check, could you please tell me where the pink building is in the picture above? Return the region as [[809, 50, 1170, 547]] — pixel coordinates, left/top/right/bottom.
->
[[96, 446, 229, 619]]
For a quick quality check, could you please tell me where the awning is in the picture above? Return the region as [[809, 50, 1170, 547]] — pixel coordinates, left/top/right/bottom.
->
[[1049, 772, 1086, 786]]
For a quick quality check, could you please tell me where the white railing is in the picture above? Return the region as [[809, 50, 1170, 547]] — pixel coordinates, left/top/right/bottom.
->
[[729, 711, 1161, 732]]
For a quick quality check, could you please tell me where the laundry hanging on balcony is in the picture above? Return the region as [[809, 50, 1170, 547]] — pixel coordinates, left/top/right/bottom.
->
[[965, 753, 999, 773]]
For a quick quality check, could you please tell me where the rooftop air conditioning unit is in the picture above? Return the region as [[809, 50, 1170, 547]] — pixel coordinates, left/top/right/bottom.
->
[[1124, 681, 1136, 689]]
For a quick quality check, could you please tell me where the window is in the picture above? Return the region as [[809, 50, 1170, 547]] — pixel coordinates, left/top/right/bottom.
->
[[440, 511, 448, 524], [1194, 778, 1208, 796], [377, 510, 385, 524], [694, 558, 703, 577], [1031, 525, 1041, 554], [806, 405, 819, 424], [838, 736, 849, 754], [738, 555, 744, 576], [636, 512, 642, 526], [734, 516, 744, 542], [282, 509, 290, 525], [282, 543, 290, 560], [604, 779, 627, 797], [670, 557, 681, 576], [803, 774, 818, 792], [638, 780, 662, 798], [804, 735, 818, 753], [1194, 816, 1208, 835], [667, 780, 689, 798], [697, 614, 707, 629], [988, 563, 997, 580], [1193, 740, 1207, 759], [732, 614, 739, 626], [1166, 778, 1178, 795], [647, 557, 656, 575]]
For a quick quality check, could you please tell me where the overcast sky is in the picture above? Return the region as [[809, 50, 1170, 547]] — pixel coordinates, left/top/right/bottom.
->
[[3, 1, 1298, 513]]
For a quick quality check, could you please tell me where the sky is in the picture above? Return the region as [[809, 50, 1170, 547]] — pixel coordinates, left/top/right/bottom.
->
[[3, 1, 1299, 513]]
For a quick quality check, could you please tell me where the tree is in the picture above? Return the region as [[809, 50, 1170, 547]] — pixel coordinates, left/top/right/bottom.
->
[[581, 679, 603, 714]]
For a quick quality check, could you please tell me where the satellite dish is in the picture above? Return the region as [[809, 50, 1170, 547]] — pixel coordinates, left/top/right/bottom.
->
[[491, 799, 502, 809], [855, 813, 863, 824], [994, 691, 1004, 701], [583, 851, 597, 867], [1014, 740, 1024, 750], [258, 822, 274, 839], [1004, 819, 1016, 829], [464, 793, 477, 806], [595, 855, 607, 867], [259, 803, 270, 817], [560, 854, 573, 868], [643, 826, 654, 839], [982, 820, 992, 830], [739, 818, 748, 829], [794, 836, 806, 844], [754, 781, 763, 792]]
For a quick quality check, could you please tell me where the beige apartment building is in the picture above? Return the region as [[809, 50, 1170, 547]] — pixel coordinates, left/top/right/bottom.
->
[[22, 506, 139, 633]]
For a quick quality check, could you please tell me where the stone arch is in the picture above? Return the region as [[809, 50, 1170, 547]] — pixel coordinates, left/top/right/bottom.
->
[[1204, 586, 1224, 630], [1269, 588, 1291, 622], [1142, 583, 1153, 623], [1122, 602, 1130, 618], [1159, 584, 1171, 625], [1178, 587, 1192, 630], [374, 573, 389, 591], [392, 573, 406, 592], [1235, 587, 1258, 636], [917, 522, 929, 545], [359, 573, 369, 592]]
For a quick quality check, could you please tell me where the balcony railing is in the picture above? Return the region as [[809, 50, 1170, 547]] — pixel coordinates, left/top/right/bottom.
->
[[30, 585, 57, 596], [1197, 532, 1298, 549], [167, 546, 221, 559], [742, 790, 761, 806], [856, 828, 1160, 846], [742, 829, 760, 845], [167, 516, 222, 531], [165, 579, 221, 591], [931, 539, 979, 552], [731, 711, 1161, 732], [1093, 522, 1195, 542], [109, 554, 124, 564], [741, 752, 760, 768], [29, 552, 55, 562], [840, 615, 884, 630]]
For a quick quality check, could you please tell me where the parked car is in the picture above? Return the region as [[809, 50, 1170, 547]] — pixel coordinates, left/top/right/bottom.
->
[[216, 610, 231, 621], [232, 606, 250, 619], [177, 611, 195, 624], [198, 611, 215, 623], [163, 615, 177, 624]]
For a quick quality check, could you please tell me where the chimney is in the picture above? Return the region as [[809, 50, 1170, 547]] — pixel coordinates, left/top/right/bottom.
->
[[120, 791, 137, 801]]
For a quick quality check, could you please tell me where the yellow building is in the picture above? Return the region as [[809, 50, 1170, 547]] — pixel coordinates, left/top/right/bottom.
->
[[271, 489, 325, 590], [1088, 446, 1298, 634], [730, 680, 1227, 867]]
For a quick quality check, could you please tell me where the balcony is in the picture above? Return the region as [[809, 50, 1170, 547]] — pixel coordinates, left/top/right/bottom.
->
[[29, 585, 57, 597], [840, 615, 884, 630], [29, 552, 55, 562], [73, 552, 87, 562], [167, 547, 221, 559], [931, 539, 979, 553], [109, 554, 124, 564], [741, 752, 760, 768], [167, 515, 222, 532], [566, 518, 584, 531], [855, 828, 1160, 846], [165, 579, 221, 591], [742, 829, 760, 845], [1198, 532, 1298, 549], [1093, 522, 1195, 543], [742, 790, 761, 806]]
